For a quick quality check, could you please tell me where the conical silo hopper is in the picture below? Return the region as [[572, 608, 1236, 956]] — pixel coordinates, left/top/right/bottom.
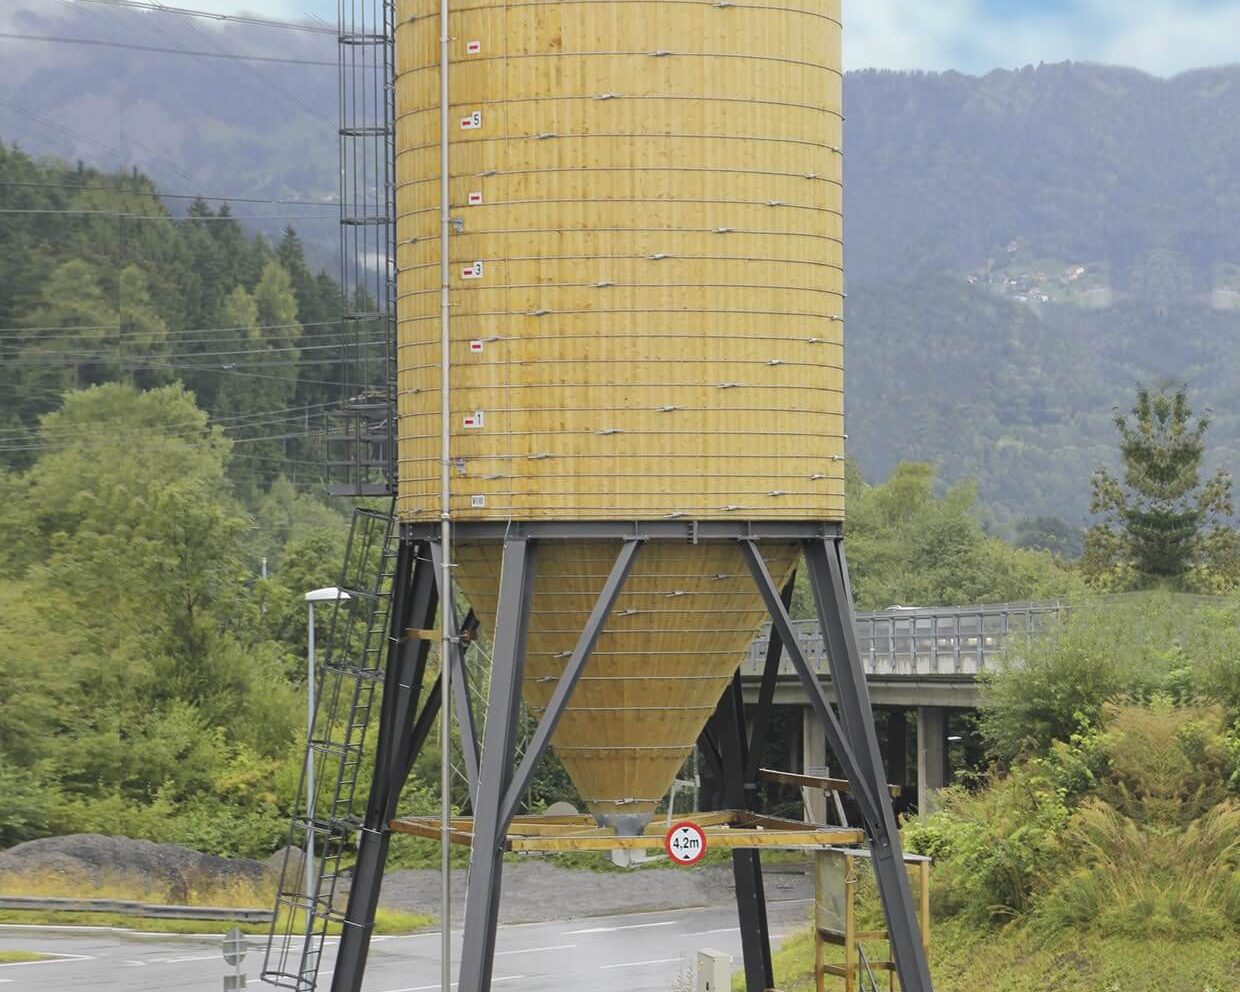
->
[[393, 0, 843, 828], [453, 541, 801, 832]]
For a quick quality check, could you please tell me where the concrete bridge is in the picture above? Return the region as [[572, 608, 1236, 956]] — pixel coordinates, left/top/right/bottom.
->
[[736, 602, 1062, 810]]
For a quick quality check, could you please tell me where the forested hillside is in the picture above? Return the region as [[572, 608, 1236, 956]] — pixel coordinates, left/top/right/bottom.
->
[[846, 281, 1240, 526], [6, 3, 1240, 524], [0, 144, 350, 493]]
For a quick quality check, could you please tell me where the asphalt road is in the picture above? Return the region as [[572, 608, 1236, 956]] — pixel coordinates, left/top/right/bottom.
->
[[0, 900, 812, 991]]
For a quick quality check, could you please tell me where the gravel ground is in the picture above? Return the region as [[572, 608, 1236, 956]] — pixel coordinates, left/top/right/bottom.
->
[[373, 858, 814, 924]]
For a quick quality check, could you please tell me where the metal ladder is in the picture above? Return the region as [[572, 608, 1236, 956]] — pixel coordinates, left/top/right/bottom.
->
[[262, 505, 399, 991]]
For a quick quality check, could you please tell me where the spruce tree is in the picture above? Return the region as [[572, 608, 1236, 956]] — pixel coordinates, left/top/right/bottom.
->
[[1084, 385, 1240, 591]]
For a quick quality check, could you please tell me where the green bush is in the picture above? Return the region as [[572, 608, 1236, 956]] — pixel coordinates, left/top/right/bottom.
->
[[980, 592, 1240, 762]]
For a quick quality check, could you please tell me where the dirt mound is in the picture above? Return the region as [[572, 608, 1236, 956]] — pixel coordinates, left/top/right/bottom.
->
[[0, 834, 270, 899]]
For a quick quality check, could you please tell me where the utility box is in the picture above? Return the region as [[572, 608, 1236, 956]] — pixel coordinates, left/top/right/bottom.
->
[[697, 949, 731, 992]]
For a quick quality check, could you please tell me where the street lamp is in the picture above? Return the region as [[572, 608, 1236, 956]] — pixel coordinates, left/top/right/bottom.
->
[[303, 587, 351, 920]]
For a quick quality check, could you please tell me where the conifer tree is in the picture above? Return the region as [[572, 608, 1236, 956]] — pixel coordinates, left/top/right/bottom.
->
[[1083, 386, 1240, 591]]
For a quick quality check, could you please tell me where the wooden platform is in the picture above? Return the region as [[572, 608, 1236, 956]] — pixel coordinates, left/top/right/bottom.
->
[[390, 811, 865, 853]]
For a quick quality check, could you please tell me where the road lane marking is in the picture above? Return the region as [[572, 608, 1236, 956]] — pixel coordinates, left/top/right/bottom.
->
[[0, 952, 94, 967], [495, 943, 575, 955], [600, 957, 681, 970], [564, 921, 676, 934], [376, 975, 523, 992], [685, 927, 739, 936], [147, 953, 221, 964]]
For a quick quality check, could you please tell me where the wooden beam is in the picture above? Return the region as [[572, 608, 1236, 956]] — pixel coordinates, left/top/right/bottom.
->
[[389, 818, 476, 846], [509, 827, 864, 853], [392, 813, 865, 853], [759, 767, 902, 798]]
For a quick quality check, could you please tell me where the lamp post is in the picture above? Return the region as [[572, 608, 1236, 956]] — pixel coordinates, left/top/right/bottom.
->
[[303, 587, 351, 919]]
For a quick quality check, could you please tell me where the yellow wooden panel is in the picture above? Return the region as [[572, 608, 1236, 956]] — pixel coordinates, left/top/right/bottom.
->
[[454, 540, 801, 826], [394, 0, 845, 523]]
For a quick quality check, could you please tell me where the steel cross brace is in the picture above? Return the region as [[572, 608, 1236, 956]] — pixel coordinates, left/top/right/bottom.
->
[[457, 537, 642, 992], [700, 573, 791, 992], [401, 608, 480, 790], [740, 538, 935, 992], [430, 540, 482, 797]]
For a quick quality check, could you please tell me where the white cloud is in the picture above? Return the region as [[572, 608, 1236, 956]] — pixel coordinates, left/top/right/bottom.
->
[[845, 0, 1240, 76], [16, 0, 1240, 76]]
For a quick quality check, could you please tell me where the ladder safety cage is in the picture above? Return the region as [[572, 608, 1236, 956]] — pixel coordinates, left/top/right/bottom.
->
[[327, 0, 397, 499], [262, 505, 400, 990]]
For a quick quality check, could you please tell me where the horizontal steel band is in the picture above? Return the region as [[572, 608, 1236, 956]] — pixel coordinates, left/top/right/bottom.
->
[[401, 520, 840, 541]]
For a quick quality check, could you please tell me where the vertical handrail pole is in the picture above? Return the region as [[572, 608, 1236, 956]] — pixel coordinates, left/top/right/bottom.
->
[[438, 0, 454, 987]]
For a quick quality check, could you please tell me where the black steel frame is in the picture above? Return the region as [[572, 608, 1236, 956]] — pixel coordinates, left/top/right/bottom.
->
[[329, 542, 480, 992], [326, 522, 934, 992]]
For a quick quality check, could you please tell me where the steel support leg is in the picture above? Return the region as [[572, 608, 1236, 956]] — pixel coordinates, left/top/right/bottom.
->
[[804, 539, 934, 992], [744, 574, 796, 783], [709, 674, 774, 992], [457, 538, 538, 992], [332, 541, 439, 992]]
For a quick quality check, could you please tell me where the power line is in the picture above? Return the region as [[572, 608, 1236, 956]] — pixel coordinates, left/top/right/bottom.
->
[[0, 207, 335, 222], [0, 320, 345, 340], [69, 0, 337, 34], [0, 96, 211, 194], [0, 406, 337, 448], [0, 399, 342, 442], [0, 179, 338, 210], [3, 340, 379, 362], [0, 31, 336, 66]]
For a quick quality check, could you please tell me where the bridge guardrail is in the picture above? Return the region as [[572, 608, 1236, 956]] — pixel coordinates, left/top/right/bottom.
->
[[740, 601, 1064, 679]]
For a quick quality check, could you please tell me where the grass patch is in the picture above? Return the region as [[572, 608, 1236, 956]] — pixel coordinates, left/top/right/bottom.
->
[[0, 910, 267, 934], [752, 915, 1240, 992], [0, 950, 54, 963], [0, 906, 430, 936], [274, 906, 431, 937], [0, 869, 431, 935]]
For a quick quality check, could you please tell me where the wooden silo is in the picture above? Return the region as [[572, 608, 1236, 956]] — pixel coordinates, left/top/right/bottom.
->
[[314, 2, 937, 991], [393, 0, 844, 832]]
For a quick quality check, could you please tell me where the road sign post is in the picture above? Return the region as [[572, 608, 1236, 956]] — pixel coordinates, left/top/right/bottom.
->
[[664, 820, 708, 866], [222, 926, 248, 990]]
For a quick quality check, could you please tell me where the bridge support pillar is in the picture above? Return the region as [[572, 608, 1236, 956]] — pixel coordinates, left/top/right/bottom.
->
[[886, 708, 908, 791], [801, 708, 829, 824], [916, 706, 947, 807]]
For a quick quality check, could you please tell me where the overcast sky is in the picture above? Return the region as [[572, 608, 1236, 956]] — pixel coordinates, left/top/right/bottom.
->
[[178, 0, 1240, 77]]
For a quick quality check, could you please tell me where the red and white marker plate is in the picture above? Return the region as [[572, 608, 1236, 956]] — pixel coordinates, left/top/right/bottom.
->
[[664, 820, 708, 866]]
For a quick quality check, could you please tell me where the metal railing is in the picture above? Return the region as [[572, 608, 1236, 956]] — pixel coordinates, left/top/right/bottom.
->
[[740, 601, 1064, 680], [0, 896, 273, 923]]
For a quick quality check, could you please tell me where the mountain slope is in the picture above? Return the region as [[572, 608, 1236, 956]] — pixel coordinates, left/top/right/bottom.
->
[[4, 5, 1240, 525]]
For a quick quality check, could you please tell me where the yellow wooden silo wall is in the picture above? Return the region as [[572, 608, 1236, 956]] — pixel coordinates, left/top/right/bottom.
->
[[394, 0, 842, 829], [393, 0, 844, 523]]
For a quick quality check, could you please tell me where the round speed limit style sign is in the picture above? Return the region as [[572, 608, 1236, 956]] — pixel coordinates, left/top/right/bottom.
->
[[664, 820, 708, 865]]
